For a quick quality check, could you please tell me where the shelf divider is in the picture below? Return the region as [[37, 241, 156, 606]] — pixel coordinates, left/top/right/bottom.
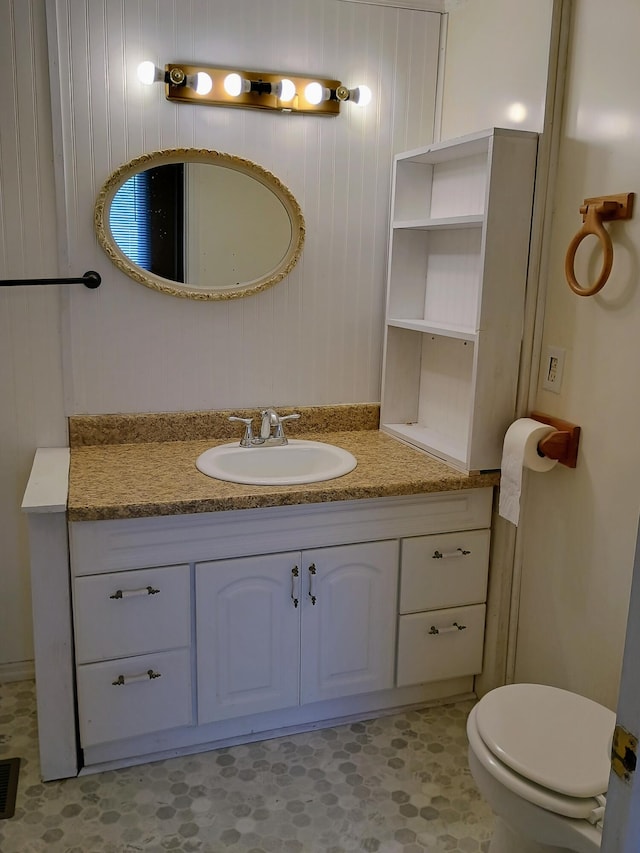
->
[[387, 318, 477, 342], [392, 214, 484, 231]]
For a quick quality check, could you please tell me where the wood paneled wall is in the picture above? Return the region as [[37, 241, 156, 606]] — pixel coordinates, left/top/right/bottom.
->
[[1, 0, 440, 671], [49, 0, 441, 414], [0, 0, 66, 671]]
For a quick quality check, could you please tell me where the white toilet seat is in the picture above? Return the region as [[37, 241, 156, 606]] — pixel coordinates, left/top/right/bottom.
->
[[475, 683, 616, 798], [468, 684, 616, 822], [468, 704, 602, 820]]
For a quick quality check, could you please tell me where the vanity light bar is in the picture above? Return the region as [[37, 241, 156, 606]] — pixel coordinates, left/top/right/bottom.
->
[[139, 62, 371, 115], [166, 64, 342, 115]]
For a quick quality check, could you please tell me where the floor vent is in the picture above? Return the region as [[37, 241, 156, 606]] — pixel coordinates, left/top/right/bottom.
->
[[0, 757, 20, 819]]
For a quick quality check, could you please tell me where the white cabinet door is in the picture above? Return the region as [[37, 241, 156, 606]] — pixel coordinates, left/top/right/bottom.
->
[[300, 540, 399, 705], [196, 553, 301, 723]]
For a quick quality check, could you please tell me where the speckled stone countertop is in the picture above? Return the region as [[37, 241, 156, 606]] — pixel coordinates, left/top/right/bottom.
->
[[67, 404, 499, 522]]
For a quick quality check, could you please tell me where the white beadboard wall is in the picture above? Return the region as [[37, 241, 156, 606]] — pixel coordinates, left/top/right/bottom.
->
[[0, 0, 66, 672], [48, 0, 442, 414]]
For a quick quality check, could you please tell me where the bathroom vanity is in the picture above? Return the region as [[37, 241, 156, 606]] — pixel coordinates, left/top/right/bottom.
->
[[23, 406, 499, 780]]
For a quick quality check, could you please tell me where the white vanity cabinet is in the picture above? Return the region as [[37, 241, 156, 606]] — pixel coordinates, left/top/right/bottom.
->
[[53, 487, 494, 776], [196, 541, 398, 723], [381, 127, 538, 472]]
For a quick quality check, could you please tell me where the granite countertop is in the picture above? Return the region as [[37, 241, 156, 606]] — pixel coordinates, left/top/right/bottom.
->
[[67, 405, 499, 522]]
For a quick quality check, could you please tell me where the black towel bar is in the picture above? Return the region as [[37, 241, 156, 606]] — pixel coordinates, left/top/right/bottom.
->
[[0, 270, 101, 289]]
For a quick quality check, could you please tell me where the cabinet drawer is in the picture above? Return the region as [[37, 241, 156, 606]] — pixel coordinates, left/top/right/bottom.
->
[[76, 648, 193, 746], [399, 529, 489, 613], [73, 564, 190, 664], [396, 603, 485, 687]]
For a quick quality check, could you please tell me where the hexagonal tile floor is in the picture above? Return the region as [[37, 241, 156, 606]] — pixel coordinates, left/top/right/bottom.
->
[[0, 681, 493, 852]]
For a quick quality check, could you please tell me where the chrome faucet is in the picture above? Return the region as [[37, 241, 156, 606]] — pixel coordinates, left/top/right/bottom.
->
[[259, 408, 300, 445], [260, 408, 281, 440], [229, 408, 300, 447]]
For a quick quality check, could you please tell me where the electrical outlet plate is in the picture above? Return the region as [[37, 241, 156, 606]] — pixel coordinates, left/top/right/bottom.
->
[[542, 345, 566, 393]]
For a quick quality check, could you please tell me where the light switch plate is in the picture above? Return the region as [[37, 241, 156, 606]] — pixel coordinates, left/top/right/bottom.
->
[[542, 345, 566, 393]]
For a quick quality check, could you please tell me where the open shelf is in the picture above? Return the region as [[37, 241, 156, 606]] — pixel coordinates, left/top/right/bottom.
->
[[381, 128, 538, 472], [393, 143, 489, 222], [380, 422, 468, 471], [381, 327, 475, 465], [398, 130, 491, 164], [387, 227, 483, 331]]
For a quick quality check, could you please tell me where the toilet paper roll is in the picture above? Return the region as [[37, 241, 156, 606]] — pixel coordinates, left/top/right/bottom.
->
[[498, 418, 558, 526]]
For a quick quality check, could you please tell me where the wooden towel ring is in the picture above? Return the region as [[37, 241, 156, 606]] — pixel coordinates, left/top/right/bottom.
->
[[565, 193, 633, 297]]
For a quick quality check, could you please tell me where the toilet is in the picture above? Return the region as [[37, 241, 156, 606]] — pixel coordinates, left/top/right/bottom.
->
[[466, 683, 616, 853]]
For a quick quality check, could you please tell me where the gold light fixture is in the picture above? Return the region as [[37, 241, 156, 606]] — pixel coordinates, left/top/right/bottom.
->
[[137, 61, 372, 116]]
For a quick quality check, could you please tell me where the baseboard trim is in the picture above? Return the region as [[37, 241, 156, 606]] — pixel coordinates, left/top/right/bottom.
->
[[80, 690, 477, 777], [0, 660, 35, 684]]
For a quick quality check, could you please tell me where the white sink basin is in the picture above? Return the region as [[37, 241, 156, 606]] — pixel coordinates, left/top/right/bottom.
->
[[196, 439, 357, 486]]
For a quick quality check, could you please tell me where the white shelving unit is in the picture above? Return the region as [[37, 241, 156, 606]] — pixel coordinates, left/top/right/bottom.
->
[[381, 128, 538, 472]]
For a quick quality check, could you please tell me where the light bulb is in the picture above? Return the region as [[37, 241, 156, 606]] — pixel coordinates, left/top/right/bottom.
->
[[137, 60, 162, 86], [224, 73, 251, 97], [195, 72, 213, 95], [275, 78, 296, 102], [224, 73, 242, 97], [305, 82, 329, 105], [352, 85, 372, 107]]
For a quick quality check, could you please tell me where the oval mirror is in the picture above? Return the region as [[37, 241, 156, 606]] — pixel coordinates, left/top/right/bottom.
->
[[94, 149, 305, 300]]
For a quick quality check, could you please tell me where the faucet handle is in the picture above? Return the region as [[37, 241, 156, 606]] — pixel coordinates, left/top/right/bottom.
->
[[275, 412, 300, 440], [229, 416, 255, 447], [279, 413, 301, 427]]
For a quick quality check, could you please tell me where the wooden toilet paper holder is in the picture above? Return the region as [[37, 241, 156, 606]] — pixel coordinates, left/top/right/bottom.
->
[[530, 411, 581, 468]]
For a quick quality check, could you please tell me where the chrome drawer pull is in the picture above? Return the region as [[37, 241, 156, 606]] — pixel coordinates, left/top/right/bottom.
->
[[428, 622, 466, 635], [109, 585, 160, 600], [112, 669, 162, 686], [291, 566, 299, 608], [432, 548, 471, 559]]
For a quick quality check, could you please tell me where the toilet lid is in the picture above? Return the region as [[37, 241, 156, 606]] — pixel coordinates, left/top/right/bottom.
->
[[475, 683, 616, 798]]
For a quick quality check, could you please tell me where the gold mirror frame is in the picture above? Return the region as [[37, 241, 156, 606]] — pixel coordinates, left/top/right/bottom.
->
[[94, 148, 305, 300]]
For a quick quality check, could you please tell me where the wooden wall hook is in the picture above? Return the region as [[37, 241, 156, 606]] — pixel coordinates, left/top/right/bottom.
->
[[565, 192, 634, 297], [531, 411, 581, 468]]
